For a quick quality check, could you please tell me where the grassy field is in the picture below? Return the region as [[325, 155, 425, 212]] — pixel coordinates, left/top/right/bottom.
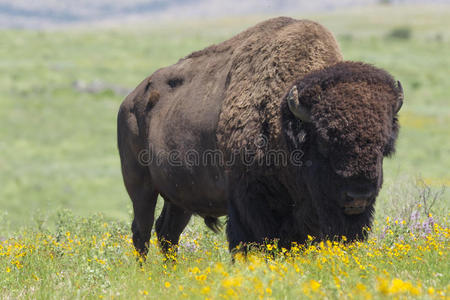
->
[[0, 4, 449, 299]]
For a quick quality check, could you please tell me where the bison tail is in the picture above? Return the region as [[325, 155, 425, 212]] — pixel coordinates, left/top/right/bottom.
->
[[204, 217, 223, 233]]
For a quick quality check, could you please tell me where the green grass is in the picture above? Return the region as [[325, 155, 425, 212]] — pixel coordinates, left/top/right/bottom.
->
[[0, 4, 449, 229], [0, 211, 448, 299], [0, 4, 449, 299]]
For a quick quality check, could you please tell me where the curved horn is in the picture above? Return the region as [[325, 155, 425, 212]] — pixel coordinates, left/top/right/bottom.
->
[[395, 80, 404, 113], [287, 85, 311, 122]]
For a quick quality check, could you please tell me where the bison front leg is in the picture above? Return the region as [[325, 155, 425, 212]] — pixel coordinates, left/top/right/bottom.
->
[[226, 181, 280, 253], [226, 198, 253, 253]]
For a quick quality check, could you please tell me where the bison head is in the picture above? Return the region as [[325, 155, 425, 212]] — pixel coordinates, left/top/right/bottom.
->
[[282, 62, 403, 239]]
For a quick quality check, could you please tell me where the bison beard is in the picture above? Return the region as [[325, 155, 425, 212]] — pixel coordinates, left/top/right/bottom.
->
[[117, 17, 403, 257], [226, 169, 375, 252]]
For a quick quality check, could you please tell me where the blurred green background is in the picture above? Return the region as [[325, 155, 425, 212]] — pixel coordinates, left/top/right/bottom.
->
[[0, 4, 448, 232]]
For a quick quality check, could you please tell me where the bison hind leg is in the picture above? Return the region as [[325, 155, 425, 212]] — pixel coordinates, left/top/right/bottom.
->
[[128, 182, 158, 258], [118, 102, 158, 258], [155, 200, 192, 255], [204, 216, 223, 233]]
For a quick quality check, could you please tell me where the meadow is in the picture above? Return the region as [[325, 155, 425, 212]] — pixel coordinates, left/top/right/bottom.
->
[[0, 4, 449, 299]]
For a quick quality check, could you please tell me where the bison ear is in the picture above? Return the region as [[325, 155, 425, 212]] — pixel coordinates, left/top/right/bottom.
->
[[287, 85, 311, 122], [394, 80, 404, 114]]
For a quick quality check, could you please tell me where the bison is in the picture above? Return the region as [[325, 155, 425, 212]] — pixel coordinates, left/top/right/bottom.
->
[[117, 17, 403, 256]]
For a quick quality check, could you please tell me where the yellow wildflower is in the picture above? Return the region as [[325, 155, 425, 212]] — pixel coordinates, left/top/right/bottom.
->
[[201, 286, 210, 294], [196, 274, 207, 281], [310, 280, 321, 292], [222, 276, 243, 288], [377, 277, 390, 295]]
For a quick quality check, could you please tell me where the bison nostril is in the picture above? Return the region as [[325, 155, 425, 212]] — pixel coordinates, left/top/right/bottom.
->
[[342, 191, 374, 215], [346, 191, 374, 200]]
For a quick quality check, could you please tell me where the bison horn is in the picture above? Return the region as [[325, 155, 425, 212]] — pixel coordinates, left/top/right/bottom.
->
[[287, 85, 311, 122], [395, 80, 404, 113]]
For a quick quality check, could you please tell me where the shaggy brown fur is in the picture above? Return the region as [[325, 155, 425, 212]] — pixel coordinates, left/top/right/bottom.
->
[[120, 17, 341, 166], [215, 17, 342, 159], [117, 17, 403, 256], [289, 61, 400, 179]]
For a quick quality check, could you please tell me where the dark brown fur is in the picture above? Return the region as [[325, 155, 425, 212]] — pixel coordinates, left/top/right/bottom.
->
[[289, 61, 400, 179], [117, 17, 403, 256], [216, 18, 342, 160]]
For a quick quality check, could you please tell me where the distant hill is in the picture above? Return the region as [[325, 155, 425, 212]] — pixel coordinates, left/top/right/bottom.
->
[[0, 0, 449, 29]]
